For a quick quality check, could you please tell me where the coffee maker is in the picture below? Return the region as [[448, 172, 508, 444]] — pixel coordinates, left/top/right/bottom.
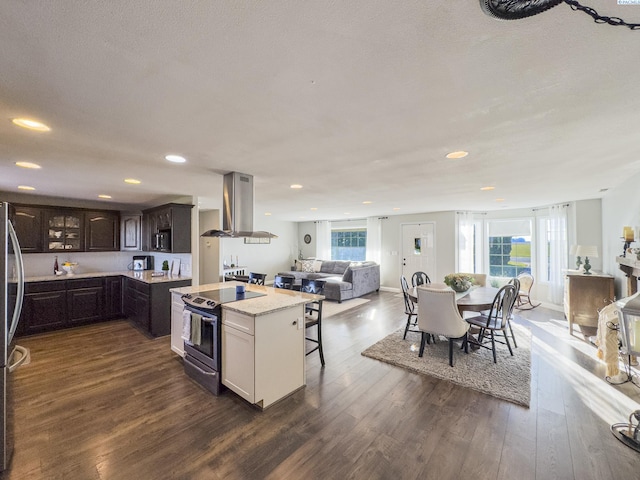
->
[[132, 255, 154, 271]]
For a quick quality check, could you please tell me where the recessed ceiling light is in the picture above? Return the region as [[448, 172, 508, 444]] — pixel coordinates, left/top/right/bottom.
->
[[310, 207, 318, 211], [446, 151, 468, 159], [12, 118, 50, 132], [495, 198, 505, 202], [393, 207, 401, 211], [344, 212, 350, 215], [480, 186, 495, 191], [15, 161, 41, 169], [165, 154, 186, 163], [290, 184, 303, 189], [264, 212, 271, 216], [362, 201, 373, 204], [17, 185, 35, 191], [98, 194, 112, 199], [124, 178, 141, 184]]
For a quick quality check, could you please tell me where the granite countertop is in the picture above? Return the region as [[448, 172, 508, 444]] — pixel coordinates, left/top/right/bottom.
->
[[26, 270, 192, 284], [170, 281, 323, 316]]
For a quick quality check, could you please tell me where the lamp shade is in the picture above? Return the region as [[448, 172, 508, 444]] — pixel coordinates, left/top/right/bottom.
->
[[574, 245, 598, 258]]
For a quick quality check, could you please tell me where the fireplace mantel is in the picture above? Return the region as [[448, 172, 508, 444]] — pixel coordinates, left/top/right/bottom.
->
[[616, 256, 640, 296]]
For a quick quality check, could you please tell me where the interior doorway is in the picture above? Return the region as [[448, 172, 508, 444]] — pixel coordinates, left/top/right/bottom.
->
[[401, 223, 436, 283]]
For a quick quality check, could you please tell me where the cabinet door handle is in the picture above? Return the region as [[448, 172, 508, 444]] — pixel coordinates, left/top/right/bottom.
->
[[292, 320, 297, 326]]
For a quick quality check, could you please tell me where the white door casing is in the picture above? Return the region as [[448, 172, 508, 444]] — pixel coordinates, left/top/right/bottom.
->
[[401, 223, 436, 284]]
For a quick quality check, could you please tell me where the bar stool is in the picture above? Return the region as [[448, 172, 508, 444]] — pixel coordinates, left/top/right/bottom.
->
[[248, 272, 267, 285], [301, 278, 326, 366]]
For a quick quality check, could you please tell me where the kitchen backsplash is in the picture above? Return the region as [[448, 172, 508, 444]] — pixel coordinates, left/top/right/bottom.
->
[[23, 251, 192, 278]]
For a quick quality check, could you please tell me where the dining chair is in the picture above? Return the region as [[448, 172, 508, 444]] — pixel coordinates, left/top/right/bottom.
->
[[273, 275, 295, 289], [514, 273, 541, 310], [506, 277, 521, 347], [401, 276, 419, 339], [455, 273, 487, 287], [411, 271, 431, 287], [248, 272, 267, 285], [465, 284, 517, 363], [417, 287, 469, 367], [301, 278, 326, 366]]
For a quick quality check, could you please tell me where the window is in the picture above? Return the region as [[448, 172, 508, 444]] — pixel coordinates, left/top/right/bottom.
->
[[487, 219, 532, 280], [331, 229, 366, 261]]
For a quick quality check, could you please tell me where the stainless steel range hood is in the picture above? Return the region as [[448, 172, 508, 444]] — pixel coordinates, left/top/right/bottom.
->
[[201, 172, 277, 238]]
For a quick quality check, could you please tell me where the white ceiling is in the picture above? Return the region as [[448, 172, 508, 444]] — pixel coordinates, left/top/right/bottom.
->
[[2, 1, 640, 221]]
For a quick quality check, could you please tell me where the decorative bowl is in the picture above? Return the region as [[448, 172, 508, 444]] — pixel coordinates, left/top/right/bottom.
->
[[451, 281, 471, 293], [444, 274, 473, 293], [61, 263, 78, 275]]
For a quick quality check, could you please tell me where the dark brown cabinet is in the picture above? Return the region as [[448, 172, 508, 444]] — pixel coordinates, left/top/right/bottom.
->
[[121, 214, 142, 251], [123, 277, 191, 337], [143, 203, 193, 253], [12, 204, 122, 254], [21, 282, 68, 335], [85, 211, 120, 251], [12, 206, 43, 253], [44, 210, 84, 252], [67, 278, 104, 325], [105, 276, 123, 318]]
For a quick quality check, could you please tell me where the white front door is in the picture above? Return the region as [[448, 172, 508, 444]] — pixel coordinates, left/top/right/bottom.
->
[[401, 223, 436, 284]]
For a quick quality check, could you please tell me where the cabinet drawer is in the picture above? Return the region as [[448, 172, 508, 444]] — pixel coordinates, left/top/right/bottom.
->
[[25, 281, 66, 293], [67, 278, 104, 289], [222, 309, 255, 335]]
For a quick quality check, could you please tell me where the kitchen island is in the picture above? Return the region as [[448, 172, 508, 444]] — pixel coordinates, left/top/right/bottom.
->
[[170, 282, 323, 409]]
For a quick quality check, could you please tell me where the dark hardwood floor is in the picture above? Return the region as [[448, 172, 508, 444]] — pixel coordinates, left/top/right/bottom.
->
[[4, 291, 640, 479]]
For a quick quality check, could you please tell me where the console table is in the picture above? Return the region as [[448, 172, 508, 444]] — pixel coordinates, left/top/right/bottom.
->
[[223, 266, 248, 281], [564, 271, 615, 335]]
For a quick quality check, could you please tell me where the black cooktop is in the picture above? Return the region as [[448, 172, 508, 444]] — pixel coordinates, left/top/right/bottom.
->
[[198, 288, 265, 303], [182, 287, 266, 312]]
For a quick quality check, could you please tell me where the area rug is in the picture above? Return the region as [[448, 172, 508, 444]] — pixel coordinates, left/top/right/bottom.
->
[[361, 324, 531, 407], [322, 298, 370, 318]]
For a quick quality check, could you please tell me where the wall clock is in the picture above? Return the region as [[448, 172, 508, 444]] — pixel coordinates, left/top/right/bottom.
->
[[304, 234, 312, 244]]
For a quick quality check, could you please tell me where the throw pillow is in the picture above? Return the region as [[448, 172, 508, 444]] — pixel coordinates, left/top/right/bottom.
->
[[301, 259, 315, 273], [313, 260, 322, 272], [295, 261, 303, 272]]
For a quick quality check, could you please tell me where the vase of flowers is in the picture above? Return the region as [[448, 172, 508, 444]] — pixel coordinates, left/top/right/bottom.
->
[[444, 274, 473, 293]]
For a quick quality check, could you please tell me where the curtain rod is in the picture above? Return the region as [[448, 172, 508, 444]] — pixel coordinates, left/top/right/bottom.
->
[[455, 211, 487, 215], [531, 203, 570, 212]]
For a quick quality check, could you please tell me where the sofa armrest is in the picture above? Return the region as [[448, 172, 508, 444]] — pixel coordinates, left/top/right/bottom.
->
[[350, 264, 380, 297]]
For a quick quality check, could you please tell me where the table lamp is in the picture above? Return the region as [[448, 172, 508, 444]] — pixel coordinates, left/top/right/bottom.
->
[[574, 245, 598, 275], [569, 244, 582, 270]]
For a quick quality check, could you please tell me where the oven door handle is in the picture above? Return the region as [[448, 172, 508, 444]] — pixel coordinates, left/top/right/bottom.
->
[[201, 317, 217, 324]]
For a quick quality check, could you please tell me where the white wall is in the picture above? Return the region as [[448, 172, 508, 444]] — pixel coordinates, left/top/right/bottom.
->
[[199, 209, 220, 285], [380, 211, 456, 289], [218, 215, 299, 283], [602, 170, 640, 298]]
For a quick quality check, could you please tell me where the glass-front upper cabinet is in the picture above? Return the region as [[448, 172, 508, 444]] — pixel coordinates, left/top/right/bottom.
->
[[45, 210, 84, 251]]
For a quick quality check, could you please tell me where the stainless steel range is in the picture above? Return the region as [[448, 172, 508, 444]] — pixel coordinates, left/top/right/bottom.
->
[[181, 288, 266, 395]]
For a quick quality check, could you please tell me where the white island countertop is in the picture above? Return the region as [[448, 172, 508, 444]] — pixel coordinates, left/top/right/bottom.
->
[[170, 281, 323, 316], [26, 270, 192, 284]]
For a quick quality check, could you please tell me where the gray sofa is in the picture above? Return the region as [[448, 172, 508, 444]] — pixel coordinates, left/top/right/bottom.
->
[[278, 260, 380, 302]]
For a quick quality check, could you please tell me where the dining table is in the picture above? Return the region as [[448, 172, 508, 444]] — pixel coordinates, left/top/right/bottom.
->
[[410, 285, 499, 314]]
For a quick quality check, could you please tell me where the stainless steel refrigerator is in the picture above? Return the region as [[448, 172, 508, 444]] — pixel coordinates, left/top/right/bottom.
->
[[1, 202, 27, 472]]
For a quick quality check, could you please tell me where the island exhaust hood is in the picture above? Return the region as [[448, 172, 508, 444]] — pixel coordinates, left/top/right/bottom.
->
[[201, 172, 277, 238]]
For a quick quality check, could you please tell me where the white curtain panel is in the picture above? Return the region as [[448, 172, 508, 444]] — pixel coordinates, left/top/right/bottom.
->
[[548, 204, 569, 304], [457, 212, 475, 272], [366, 216, 382, 264], [315, 220, 332, 260]]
